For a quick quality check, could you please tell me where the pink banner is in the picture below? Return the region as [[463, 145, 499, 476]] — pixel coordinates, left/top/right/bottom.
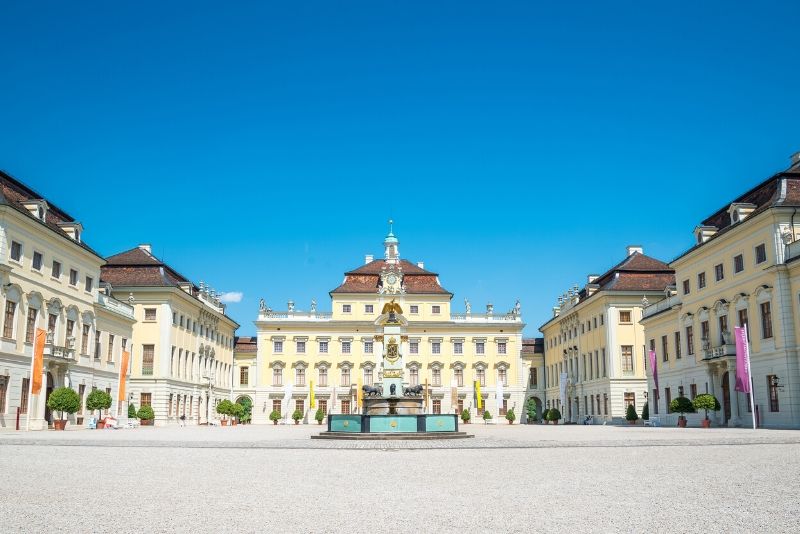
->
[[734, 326, 751, 393], [648, 350, 658, 393]]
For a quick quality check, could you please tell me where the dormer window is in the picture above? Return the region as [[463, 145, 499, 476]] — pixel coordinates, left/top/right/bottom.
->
[[728, 203, 757, 225], [22, 200, 48, 221], [694, 225, 718, 244], [58, 222, 83, 243]]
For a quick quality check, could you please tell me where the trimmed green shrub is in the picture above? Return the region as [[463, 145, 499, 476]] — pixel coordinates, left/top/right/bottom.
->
[[641, 402, 649, 421], [526, 398, 537, 422], [86, 389, 112, 421], [547, 408, 561, 421], [315, 408, 325, 423], [137, 405, 155, 421], [238, 397, 253, 422], [625, 403, 639, 422], [128, 403, 137, 418], [505, 408, 516, 423], [232, 403, 245, 420], [460, 409, 471, 422], [669, 396, 695, 417], [216, 399, 234, 419], [47, 387, 80, 419], [269, 409, 281, 422], [292, 409, 303, 422], [482, 410, 493, 422], [692, 394, 721, 420]]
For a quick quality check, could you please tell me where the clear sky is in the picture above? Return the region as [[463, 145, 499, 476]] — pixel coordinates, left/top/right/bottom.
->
[[1, 1, 798, 336]]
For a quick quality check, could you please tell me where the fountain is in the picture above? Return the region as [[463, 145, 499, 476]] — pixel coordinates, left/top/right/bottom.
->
[[313, 300, 472, 440]]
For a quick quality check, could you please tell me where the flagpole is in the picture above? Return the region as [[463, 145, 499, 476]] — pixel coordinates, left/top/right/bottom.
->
[[744, 324, 756, 430]]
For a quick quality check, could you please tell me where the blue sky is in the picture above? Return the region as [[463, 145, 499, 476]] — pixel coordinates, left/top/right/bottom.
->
[[1, 1, 798, 335]]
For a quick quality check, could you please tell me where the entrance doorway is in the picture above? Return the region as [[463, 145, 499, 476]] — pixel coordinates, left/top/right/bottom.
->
[[44, 372, 55, 426], [721, 371, 731, 423]]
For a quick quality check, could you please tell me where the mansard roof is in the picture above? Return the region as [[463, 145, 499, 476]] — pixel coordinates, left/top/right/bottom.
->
[[330, 259, 451, 295], [102, 247, 195, 288]]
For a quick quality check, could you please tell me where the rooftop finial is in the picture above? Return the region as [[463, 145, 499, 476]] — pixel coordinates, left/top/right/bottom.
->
[[388, 218, 394, 236]]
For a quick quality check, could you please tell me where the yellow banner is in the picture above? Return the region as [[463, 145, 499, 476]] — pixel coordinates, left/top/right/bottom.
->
[[118, 350, 130, 401], [475, 380, 482, 409], [357, 377, 363, 408], [31, 328, 46, 395], [309, 381, 315, 409]]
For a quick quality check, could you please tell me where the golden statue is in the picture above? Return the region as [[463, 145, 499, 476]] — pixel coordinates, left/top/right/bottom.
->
[[381, 299, 403, 316]]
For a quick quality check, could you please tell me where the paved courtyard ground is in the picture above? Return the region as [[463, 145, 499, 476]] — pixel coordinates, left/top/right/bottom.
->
[[1, 424, 799, 532]]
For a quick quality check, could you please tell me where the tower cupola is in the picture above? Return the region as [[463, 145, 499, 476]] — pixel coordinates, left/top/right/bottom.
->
[[384, 219, 400, 264]]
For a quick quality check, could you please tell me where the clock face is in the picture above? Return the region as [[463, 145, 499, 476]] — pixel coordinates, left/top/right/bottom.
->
[[387, 274, 398, 285]]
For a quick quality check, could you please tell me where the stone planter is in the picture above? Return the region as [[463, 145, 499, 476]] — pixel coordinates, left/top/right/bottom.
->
[[97, 421, 106, 429], [677, 417, 687, 428], [140, 419, 153, 426], [627, 420, 637, 425], [53, 420, 67, 431], [701, 419, 711, 428], [221, 420, 228, 426], [232, 420, 238, 426]]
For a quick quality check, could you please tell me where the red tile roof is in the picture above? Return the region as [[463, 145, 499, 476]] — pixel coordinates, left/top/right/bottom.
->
[[102, 247, 194, 288], [234, 336, 257, 353], [330, 259, 451, 295], [522, 338, 544, 355]]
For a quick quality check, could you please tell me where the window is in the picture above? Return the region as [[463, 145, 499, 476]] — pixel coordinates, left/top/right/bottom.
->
[[528, 367, 537, 388], [107, 334, 115, 362], [761, 302, 773, 339], [410, 305, 419, 314], [602, 348, 606, 377], [318, 367, 328, 387], [240, 366, 249, 386], [296, 340, 306, 353], [179, 315, 184, 328], [701, 321, 710, 347], [767, 375, 779, 412], [32, 251, 43, 271], [69, 269, 78, 286], [140, 392, 151, 407], [455, 368, 464, 387], [454, 342, 463, 354], [409, 342, 419, 354], [273, 340, 283, 353], [66, 319, 75, 339], [364, 304, 373, 314], [432, 367, 441, 386], [81, 324, 90, 354], [755, 243, 767, 264], [318, 399, 327, 416], [296, 368, 306, 387], [686, 326, 695, 355], [600, 314, 604, 326], [364, 367, 373, 386], [661, 335, 668, 362], [682, 280, 690, 295], [498, 368, 507, 386], [619, 310, 632, 323], [0, 378, 6, 413], [340, 367, 351, 387], [342, 341, 351, 354], [714, 263, 724, 281], [624, 392, 635, 409], [734, 254, 744, 274], [476, 367, 486, 387], [664, 387, 672, 413], [690, 384, 697, 399], [94, 331, 101, 359], [295, 399, 304, 415], [77, 384, 86, 414], [457, 399, 464, 415], [476, 342, 485, 355], [142, 345, 154, 375], [319, 340, 328, 353], [432, 399, 441, 414], [675, 331, 682, 359], [593, 317, 597, 328], [603, 394, 608, 415], [738, 309, 749, 340], [432, 342, 441, 354], [24, 308, 37, 344], [341, 400, 351, 415], [20, 378, 29, 413], [3, 301, 16, 339], [84, 276, 93, 292], [10, 241, 22, 262], [621, 346, 634, 373], [698, 272, 706, 289], [342, 304, 351, 313], [272, 368, 283, 386], [410, 367, 419, 386], [498, 342, 507, 355], [51, 260, 61, 279], [144, 308, 157, 321], [432, 305, 441, 314], [272, 399, 282, 416]]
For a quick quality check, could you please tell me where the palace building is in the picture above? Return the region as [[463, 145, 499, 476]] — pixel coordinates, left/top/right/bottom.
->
[[0, 170, 135, 430], [641, 155, 800, 428], [101, 246, 239, 426], [245, 225, 532, 424], [539, 247, 675, 423]]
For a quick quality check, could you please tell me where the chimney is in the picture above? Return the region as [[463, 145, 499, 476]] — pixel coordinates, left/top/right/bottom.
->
[[626, 245, 643, 257], [365, 254, 374, 264], [138, 244, 152, 254], [587, 274, 599, 284], [417, 261, 424, 269]]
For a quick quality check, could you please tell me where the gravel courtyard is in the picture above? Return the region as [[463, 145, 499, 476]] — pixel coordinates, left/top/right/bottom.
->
[[1, 424, 798, 533]]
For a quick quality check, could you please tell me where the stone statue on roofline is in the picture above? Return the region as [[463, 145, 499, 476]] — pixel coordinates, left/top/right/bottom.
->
[[310, 299, 317, 313], [259, 298, 267, 313]]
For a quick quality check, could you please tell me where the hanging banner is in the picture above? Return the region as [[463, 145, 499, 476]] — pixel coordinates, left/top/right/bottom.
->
[[648, 350, 659, 394], [734, 326, 751, 393], [475, 380, 483, 409], [118, 350, 130, 401], [31, 328, 46, 394], [559, 372, 568, 411], [309, 381, 315, 409]]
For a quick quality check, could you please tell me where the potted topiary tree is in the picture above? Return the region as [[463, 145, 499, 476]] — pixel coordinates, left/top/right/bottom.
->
[[216, 399, 234, 426], [669, 396, 695, 427], [542, 408, 551, 424], [548, 408, 562, 425], [86, 390, 112, 429], [505, 408, 516, 425], [482, 410, 492, 424], [315, 408, 325, 425], [137, 405, 155, 426], [231, 403, 244, 426], [692, 394, 720, 428], [292, 409, 303, 425], [641, 402, 649, 422], [47, 387, 80, 430], [128, 402, 137, 419], [625, 404, 639, 425], [461, 409, 471, 425], [269, 409, 281, 425], [239, 397, 253, 424], [526, 398, 537, 424]]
